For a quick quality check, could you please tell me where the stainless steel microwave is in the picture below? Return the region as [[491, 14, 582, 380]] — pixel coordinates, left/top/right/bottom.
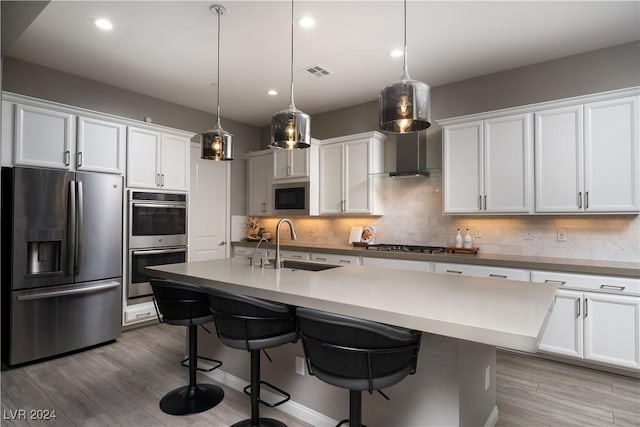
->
[[273, 182, 310, 215]]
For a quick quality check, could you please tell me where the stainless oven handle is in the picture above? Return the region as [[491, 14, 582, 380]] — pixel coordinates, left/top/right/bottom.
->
[[132, 248, 187, 256], [17, 281, 120, 301], [131, 203, 186, 209]]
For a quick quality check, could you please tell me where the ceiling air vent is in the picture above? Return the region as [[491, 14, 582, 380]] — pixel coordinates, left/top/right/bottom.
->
[[303, 65, 332, 79]]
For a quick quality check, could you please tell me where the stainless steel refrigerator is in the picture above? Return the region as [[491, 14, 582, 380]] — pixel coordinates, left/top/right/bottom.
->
[[1, 166, 123, 367]]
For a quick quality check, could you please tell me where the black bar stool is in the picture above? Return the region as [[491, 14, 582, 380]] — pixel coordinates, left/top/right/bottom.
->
[[207, 288, 298, 427], [150, 279, 224, 415], [296, 307, 421, 427]]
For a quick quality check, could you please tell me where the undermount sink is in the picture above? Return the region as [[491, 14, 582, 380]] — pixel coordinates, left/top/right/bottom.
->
[[279, 259, 341, 272]]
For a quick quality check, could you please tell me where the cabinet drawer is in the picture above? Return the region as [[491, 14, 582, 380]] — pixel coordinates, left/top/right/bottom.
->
[[310, 253, 360, 266], [233, 246, 268, 258], [361, 257, 432, 272], [434, 262, 529, 281], [531, 271, 639, 295], [279, 250, 309, 260], [124, 302, 157, 324]]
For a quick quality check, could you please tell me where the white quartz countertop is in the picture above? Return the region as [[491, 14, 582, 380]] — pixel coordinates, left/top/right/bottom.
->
[[148, 258, 559, 353]]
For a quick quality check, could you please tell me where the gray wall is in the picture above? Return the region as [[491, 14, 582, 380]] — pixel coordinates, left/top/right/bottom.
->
[[260, 40, 640, 170], [1, 57, 261, 215]]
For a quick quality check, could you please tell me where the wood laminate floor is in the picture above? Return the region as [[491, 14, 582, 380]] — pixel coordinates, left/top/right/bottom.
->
[[1, 324, 638, 427]]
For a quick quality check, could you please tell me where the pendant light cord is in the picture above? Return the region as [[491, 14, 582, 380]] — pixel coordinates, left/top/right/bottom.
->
[[401, 0, 410, 80], [289, 0, 296, 110], [216, 7, 222, 127]]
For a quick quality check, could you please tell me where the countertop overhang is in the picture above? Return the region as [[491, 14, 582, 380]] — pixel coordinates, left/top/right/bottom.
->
[[232, 241, 640, 278], [148, 257, 559, 353]]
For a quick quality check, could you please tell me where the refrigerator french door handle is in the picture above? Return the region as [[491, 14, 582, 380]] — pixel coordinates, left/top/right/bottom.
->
[[16, 281, 120, 301], [68, 180, 76, 274], [75, 181, 84, 275]]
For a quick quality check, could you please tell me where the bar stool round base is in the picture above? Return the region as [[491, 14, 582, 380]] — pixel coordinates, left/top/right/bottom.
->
[[231, 418, 287, 427], [159, 383, 224, 415]]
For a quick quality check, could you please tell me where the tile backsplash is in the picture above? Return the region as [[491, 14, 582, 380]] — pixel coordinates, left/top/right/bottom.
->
[[254, 176, 640, 263]]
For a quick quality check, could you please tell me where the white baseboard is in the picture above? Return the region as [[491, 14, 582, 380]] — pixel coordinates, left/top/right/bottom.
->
[[484, 405, 499, 427], [201, 365, 338, 427]]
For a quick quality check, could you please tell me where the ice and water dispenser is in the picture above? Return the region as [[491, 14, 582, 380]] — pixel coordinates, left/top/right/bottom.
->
[[25, 229, 63, 275]]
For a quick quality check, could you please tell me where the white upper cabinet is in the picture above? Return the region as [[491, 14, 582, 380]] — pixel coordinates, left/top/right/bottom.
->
[[443, 113, 532, 214], [534, 105, 583, 212], [536, 93, 639, 213], [274, 148, 310, 181], [247, 150, 274, 216], [14, 103, 73, 169], [441, 87, 639, 215], [318, 131, 384, 215], [126, 126, 189, 191], [443, 121, 483, 213], [160, 133, 189, 191], [584, 96, 639, 212], [77, 116, 125, 174]]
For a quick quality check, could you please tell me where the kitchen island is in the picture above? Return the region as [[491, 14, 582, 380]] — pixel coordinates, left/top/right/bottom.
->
[[148, 257, 559, 427]]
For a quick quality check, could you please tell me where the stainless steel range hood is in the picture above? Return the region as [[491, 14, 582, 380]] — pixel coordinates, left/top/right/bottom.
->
[[386, 130, 430, 177]]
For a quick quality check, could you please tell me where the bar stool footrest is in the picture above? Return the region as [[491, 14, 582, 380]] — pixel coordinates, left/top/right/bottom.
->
[[231, 418, 288, 427], [181, 356, 223, 372], [243, 380, 290, 408]]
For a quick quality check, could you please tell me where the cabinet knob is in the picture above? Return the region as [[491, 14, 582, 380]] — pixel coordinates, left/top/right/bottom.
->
[[219, 240, 227, 246], [64, 150, 71, 166], [77, 151, 83, 167]]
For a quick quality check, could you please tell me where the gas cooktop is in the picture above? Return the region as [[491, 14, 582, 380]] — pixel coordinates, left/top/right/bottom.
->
[[366, 244, 446, 254]]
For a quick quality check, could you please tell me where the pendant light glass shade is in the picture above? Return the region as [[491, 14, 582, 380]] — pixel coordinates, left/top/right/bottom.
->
[[201, 4, 234, 161], [379, 0, 431, 133], [270, 0, 311, 149]]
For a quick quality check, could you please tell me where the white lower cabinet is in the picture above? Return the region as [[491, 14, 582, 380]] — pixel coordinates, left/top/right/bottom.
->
[[310, 253, 360, 266], [433, 262, 529, 281], [361, 257, 431, 272], [532, 271, 640, 370]]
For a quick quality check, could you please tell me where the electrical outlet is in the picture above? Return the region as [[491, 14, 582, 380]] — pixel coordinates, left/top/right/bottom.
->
[[295, 356, 305, 376], [524, 231, 533, 240], [474, 227, 481, 239], [557, 228, 568, 242]]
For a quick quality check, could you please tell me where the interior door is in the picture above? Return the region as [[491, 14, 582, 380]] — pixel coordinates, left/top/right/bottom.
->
[[189, 145, 229, 261]]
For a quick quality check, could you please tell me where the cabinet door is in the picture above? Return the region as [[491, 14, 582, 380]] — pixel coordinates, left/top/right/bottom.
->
[[77, 116, 125, 174], [584, 293, 640, 369], [14, 103, 73, 169], [534, 105, 584, 212], [538, 289, 583, 358], [273, 150, 290, 180], [247, 153, 273, 216], [484, 114, 532, 213], [127, 127, 161, 189], [319, 143, 344, 214], [584, 96, 639, 212], [344, 139, 370, 213], [160, 134, 189, 191], [443, 121, 483, 213], [274, 149, 309, 181]]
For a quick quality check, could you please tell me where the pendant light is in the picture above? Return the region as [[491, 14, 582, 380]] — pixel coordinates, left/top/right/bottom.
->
[[270, 0, 311, 149], [379, 0, 431, 133], [201, 4, 234, 161]]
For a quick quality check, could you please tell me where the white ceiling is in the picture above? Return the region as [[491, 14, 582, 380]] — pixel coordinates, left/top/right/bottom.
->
[[7, 1, 640, 127]]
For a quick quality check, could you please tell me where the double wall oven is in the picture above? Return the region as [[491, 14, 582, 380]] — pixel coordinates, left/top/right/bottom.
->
[[127, 191, 187, 302]]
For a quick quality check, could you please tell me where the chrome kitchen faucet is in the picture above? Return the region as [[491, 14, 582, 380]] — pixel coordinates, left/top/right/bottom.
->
[[274, 218, 297, 269]]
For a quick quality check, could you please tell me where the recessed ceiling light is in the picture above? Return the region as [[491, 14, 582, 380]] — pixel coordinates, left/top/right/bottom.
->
[[297, 16, 315, 28], [266, 89, 278, 96], [389, 49, 404, 58], [93, 18, 113, 31]]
